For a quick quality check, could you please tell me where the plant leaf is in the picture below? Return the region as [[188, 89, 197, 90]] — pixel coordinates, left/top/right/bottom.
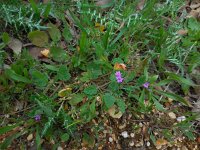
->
[[5, 69, 31, 83], [30, 69, 49, 87], [69, 94, 84, 106], [166, 72, 196, 86], [84, 85, 97, 95], [103, 93, 116, 109], [156, 90, 192, 106], [47, 23, 61, 42], [8, 38, 22, 55], [28, 31, 49, 47]]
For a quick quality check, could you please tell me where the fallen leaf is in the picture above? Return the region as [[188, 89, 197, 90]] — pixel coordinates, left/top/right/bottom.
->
[[8, 38, 22, 54], [114, 63, 127, 70], [15, 100, 26, 111], [95, 0, 113, 7], [29, 47, 43, 59], [177, 29, 188, 35], [28, 30, 49, 47], [58, 87, 72, 97], [155, 138, 168, 146], [82, 133, 95, 148], [108, 105, 122, 119], [41, 49, 50, 57], [187, 9, 200, 19], [137, 0, 146, 11]]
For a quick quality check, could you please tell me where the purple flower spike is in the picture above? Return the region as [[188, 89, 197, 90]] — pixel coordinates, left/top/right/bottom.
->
[[35, 114, 41, 121], [115, 71, 124, 83], [143, 82, 150, 88]]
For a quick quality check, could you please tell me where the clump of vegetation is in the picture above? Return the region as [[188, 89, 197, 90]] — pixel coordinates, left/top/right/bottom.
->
[[0, 0, 200, 149]]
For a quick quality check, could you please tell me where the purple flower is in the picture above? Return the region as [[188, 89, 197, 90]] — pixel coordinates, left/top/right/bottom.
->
[[34, 114, 41, 121], [143, 82, 150, 88], [115, 71, 124, 83]]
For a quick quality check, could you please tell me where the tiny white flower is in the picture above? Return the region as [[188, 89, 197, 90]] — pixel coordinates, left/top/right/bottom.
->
[[121, 131, 129, 138], [177, 116, 186, 122]]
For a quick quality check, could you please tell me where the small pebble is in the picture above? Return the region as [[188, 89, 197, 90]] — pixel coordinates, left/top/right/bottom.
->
[[129, 141, 134, 147], [130, 133, 135, 138], [27, 134, 33, 141], [109, 137, 113, 142], [57, 146, 63, 150], [146, 141, 150, 147], [177, 116, 186, 122], [121, 131, 129, 138], [168, 112, 176, 119]]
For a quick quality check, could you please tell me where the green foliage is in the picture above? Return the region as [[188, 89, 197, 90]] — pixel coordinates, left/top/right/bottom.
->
[[28, 30, 49, 47], [0, 0, 199, 148]]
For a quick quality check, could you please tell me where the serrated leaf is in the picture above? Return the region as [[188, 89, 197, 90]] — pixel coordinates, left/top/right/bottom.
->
[[116, 99, 126, 113], [30, 69, 48, 87], [82, 133, 95, 148], [56, 65, 71, 81], [103, 93, 116, 109], [47, 23, 61, 42], [61, 133, 69, 142], [28, 31, 49, 47], [84, 85, 97, 95], [50, 46, 67, 62]]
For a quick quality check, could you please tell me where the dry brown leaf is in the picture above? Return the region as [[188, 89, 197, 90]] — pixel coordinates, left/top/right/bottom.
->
[[108, 105, 122, 119], [114, 63, 127, 70], [15, 100, 26, 111], [29, 47, 43, 59], [155, 138, 168, 146], [8, 38, 22, 54], [137, 0, 146, 11], [95, 0, 112, 7], [187, 10, 199, 18], [177, 29, 188, 35], [40, 49, 50, 57]]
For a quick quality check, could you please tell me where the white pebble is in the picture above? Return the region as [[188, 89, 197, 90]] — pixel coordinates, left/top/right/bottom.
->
[[146, 141, 150, 147], [109, 137, 113, 142], [177, 116, 186, 122], [168, 112, 176, 119], [129, 141, 134, 146], [121, 131, 129, 138], [57, 146, 63, 150], [27, 134, 33, 141], [139, 122, 143, 127], [130, 133, 135, 138]]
